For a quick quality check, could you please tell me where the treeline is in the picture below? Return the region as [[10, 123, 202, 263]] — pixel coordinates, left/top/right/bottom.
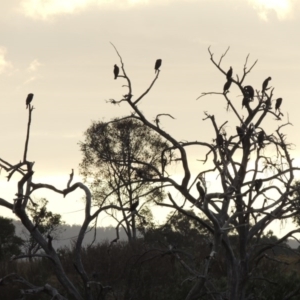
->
[[12, 220, 128, 249], [1, 215, 300, 299]]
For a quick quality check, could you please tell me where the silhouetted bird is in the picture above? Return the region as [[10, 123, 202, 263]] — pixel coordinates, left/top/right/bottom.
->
[[275, 98, 282, 111], [26, 93, 34, 109], [216, 134, 224, 148], [264, 97, 271, 109], [244, 85, 254, 100], [196, 181, 205, 200], [257, 131, 264, 148], [128, 198, 139, 214], [262, 77, 271, 94], [226, 67, 233, 80], [242, 96, 249, 109], [236, 126, 244, 141], [155, 59, 162, 73], [113, 64, 119, 80], [254, 179, 263, 192], [223, 79, 232, 92]]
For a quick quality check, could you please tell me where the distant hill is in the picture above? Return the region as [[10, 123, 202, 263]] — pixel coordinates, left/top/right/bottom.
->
[[12, 220, 300, 249], [13, 220, 127, 249]]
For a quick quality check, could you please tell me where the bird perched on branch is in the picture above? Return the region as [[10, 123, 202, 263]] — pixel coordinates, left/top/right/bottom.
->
[[242, 97, 249, 109], [244, 85, 254, 100], [264, 97, 271, 109], [223, 79, 232, 93], [226, 67, 233, 80], [196, 181, 205, 200], [216, 134, 224, 148], [26, 93, 34, 109], [254, 179, 263, 192], [128, 198, 139, 214], [154, 59, 162, 73], [236, 126, 244, 141], [275, 98, 282, 111], [113, 64, 119, 80], [257, 131, 264, 148], [262, 77, 271, 94]]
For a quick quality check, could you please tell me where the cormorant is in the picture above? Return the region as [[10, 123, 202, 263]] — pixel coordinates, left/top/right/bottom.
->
[[154, 59, 162, 73], [236, 126, 244, 141], [254, 179, 263, 192], [257, 131, 264, 148], [196, 181, 205, 200], [113, 64, 119, 80], [216, 134, 224, 148], [129, 198, 139, 213], [26, 93, 34, 109], [226, 67, 233, 80], [244, 85, 254, 100], [223, 79, 232, 93], [275, 98, 282, 111], [242, 96, 249, 109], [262, 77, 271, 94], [264, 97, 271, 109]]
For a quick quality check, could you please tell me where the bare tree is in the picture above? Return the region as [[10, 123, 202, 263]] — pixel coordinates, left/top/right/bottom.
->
[[0, 103, 124, 299], [2, 45, 300, 299], [106, 45, 300, 300]]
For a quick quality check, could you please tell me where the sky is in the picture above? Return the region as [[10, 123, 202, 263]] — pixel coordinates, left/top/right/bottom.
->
[[1, 0, 300, 237]]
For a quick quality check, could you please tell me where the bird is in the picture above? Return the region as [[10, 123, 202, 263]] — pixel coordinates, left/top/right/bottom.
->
[[254, 179, 263, 192], [264, 97, 271, 109], [262, 77, 271, 94], [257, 131, 264, 148], [196, 181, 205, 200], [275, 98, 282, 111], [216, 134, 224, 148], [154, 59, 162, 73], [26, 93, 34, 109], [128, 198, 139, 213], [113, 64, 119, 80], [223, 79, 232, 93], [236, 126, 244, 141], [226, 67, 233, 80], [242, 96, 249, 109], [244, 85, 254, 100]]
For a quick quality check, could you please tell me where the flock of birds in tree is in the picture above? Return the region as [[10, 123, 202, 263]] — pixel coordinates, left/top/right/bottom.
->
[[113, 59, 162, 80], [112, 61, 281, 211], [113, 60, 161, 214], [224, 68, 282, 113]]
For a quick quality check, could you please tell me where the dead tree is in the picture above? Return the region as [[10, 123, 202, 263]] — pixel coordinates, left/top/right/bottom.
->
[[108, 44, 300, 300], [0, 102, 123, 299]]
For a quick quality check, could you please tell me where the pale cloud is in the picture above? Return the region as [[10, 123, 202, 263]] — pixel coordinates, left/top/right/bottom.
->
[[20, 0, 124, 19], [0, 47, 14, 75], [27, 59, 43, 72], [248, 0, 296, 21], [19, 0, 182, 20], [23, 76, 37, 85]]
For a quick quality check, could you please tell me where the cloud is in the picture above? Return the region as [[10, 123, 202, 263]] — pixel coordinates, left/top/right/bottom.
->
[[248, 0, 296, 21], [27, 59, 43, 72], [19, 0, 183, 20], [0, 47, 14, 75], [20, 0, 119, 19], [17, 59, 43, 88]]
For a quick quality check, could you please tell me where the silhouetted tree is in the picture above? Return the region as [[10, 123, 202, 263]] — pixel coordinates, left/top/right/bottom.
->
[[22, 198, 64, 260], [1, 45, 300, 300], [79, 118, 173, 241], [0, 217, 23, 261], [106, 44, 300, 300]]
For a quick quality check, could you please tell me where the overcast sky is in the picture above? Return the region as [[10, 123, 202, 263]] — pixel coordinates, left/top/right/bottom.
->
[[1, 0, 300, 235]]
